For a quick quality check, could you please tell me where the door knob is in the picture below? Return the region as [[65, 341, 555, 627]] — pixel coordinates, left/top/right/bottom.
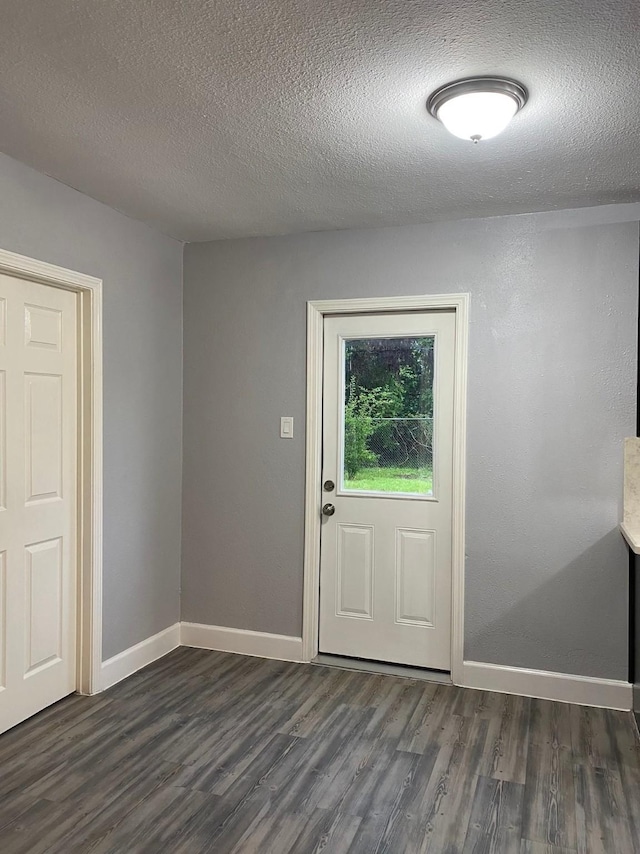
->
[[322, 503, 336, 517]]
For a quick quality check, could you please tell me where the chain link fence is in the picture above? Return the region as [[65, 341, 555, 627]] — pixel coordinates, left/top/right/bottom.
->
[[366, 416, 433, 471]]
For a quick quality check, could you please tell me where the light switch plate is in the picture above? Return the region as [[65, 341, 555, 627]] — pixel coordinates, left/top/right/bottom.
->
[[280, 416, 294, 438]]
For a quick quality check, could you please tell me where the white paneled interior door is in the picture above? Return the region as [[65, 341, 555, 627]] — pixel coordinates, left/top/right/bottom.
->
[[319, 311, 455, 670], [0, 274, 78, 734]]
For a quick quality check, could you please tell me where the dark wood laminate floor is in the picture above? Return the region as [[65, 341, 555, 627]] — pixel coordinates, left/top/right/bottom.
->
[[0, 648, 639, 853]]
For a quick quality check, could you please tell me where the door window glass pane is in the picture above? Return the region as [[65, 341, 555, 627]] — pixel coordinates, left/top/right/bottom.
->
[[342, 336, 434, 495]]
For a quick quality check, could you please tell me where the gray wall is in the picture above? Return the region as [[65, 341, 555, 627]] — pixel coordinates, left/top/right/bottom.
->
[[183, 204, 639, 681], [0, 152, 183, 660]]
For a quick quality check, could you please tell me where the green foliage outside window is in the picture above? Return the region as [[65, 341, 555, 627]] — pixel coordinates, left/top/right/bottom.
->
[[344, 338, 434, 481]]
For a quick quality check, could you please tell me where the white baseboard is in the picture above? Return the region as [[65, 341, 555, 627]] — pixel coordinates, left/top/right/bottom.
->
[[99, 624, 631, 712], [180, 622, 304, 662], [460, 660, 632, 711], [101, 622, 181, 691]]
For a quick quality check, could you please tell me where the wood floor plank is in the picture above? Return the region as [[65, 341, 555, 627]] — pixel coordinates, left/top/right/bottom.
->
[[0, 799, 62, 854], [0, 693, 112, 764], [277, 668, 359, 738], [461, 776, 524, 853], [315, 681, 427, 814], [176, 732, 301, 800], [19, 710, 185, 804], [520, 841, 576, 853], [254, 706, 375, 814], [7, 762, 183, 854], [529, 699, 573, 750], [569, 704, 619, 770], [378, 712, 485, 852], [224, 807, 308, 854], [187, 782, 286, 853], [476, 694, 531, 784], [0, 789, 41, 834], [0, 648, 638, 854], [521, 740, 577, 850], [574, 763, 634, 854], [364, 743, 440, 853], [454, 688, 505, 720], [395, 683, 454, 753], [609, 719, 640, 852], [89, 786, 224, 854], [521, 700, 577, 850], [407, 714, 489, 853], [320, 741, 418, 816], [271, 809, 362, 854], [171, 793, 270, 854]]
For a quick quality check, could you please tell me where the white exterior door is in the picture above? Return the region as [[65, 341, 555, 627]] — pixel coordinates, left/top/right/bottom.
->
[[319, 311, 455, 670], [0, 274, 78, 734]]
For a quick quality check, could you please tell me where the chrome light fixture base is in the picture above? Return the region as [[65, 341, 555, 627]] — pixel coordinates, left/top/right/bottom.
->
[[427, 77, 528, 117]]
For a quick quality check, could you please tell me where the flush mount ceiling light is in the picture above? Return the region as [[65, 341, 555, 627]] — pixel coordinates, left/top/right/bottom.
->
[[427, 77, 527, 143]]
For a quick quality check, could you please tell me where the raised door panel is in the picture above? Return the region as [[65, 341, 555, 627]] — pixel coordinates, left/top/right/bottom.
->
[[25, 538, 62, 675], [24, 373, 63, 505], [395, 528, 436, 627], [24, 304, 63, 351], [336, 524, 374, 619]]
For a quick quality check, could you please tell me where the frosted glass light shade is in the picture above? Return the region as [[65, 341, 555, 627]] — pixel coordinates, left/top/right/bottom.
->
[[437, 91, 518, 141], [427, 78, 527, 143]]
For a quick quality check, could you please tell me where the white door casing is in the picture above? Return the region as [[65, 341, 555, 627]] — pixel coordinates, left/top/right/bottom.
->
[[0, 274, 78, 733], [319, 311, 455, 670]]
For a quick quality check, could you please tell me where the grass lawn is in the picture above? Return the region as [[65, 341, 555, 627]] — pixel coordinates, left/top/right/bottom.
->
[[345, 466, 433, 494]]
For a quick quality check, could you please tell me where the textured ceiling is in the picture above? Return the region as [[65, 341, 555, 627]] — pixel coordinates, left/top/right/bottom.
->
[[0, 0, 638, 241]]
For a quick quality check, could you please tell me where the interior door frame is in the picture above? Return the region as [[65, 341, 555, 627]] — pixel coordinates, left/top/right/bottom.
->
[[302, 294, 469, 685], [0, 247, 103, 695]]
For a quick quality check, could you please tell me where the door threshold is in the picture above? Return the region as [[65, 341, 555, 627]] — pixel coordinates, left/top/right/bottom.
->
[[312, 653, 452, 684]]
